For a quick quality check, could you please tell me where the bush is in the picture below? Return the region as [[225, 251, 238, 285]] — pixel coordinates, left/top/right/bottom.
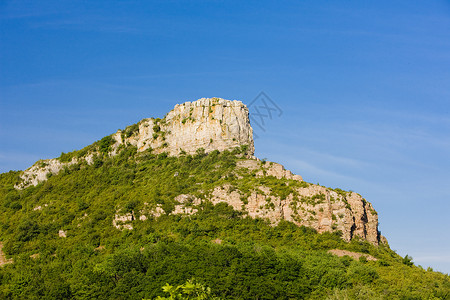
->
[[125, 124, 139, 138], [402, 255, 414, 266], [99, 136, 115, 154]]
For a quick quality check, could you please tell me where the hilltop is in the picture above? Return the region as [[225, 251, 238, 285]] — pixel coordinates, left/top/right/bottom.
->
[[15, 98, 382, 246]]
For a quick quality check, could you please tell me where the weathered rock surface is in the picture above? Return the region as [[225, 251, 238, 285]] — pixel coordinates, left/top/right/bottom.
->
[[207, 159, 381, 245], [16, 158, 76, 189], [113, 97, 254, 156]]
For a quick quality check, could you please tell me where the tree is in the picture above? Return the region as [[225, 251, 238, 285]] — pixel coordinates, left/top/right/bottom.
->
[[402, 254, 414, 266], [152, 279, 219, 300]]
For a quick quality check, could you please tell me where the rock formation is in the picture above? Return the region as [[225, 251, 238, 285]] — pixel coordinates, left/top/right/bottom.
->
[[111, 97, 254, 156], [156, 159, 382, 245], [15, 97, 384, 245]]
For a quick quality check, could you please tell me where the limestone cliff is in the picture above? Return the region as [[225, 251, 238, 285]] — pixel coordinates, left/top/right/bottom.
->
[[117, 97, 254, 156]]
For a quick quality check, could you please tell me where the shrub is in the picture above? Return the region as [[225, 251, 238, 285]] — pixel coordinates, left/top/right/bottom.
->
[[402, 255, 414, 266], [125, 124, 139, 137], [99, 136, 115, 154]]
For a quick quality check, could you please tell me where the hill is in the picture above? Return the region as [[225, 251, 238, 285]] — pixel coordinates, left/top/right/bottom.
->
[[0, 98, 449, 299]]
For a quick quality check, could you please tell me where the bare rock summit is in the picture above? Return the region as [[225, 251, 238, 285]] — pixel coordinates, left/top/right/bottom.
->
[[114, 97, 254, 156]]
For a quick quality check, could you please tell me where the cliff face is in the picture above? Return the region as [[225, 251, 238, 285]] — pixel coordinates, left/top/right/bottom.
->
[[15, 97, 384, 245], [232, 159, 380, 245], [210, 182, 380, 245], [114, 97, 254, 156]]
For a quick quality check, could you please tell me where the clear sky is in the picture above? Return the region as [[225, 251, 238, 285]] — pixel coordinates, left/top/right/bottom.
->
[[1, 1, 449, 273]]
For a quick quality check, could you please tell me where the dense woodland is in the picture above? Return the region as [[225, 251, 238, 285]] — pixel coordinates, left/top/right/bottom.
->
[[0, 139, 449, 299]]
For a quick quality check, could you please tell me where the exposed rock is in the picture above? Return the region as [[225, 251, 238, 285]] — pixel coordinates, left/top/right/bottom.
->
[[16, 159, 73, 189], [212, 238, 223, 244], [258, 161, 301, 181], [171, 205, 198, 215], [175, 194, 202, 206], [58, 230, 67, 238], [112, 213, 134, 230], [33, 203, 48, 211], [0, 242, 13, 266], [30, 253, 40, 259], [328, 249, 377, 261], [170, 194, 202, 216], [211, 185, 243, 210], [114, 97, 253, 156], [237, 159, 303, 182], [147, 204, 165, 218]]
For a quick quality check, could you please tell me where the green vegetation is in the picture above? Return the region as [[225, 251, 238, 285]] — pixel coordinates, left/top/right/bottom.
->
[[98, 135, 115, 154], [151, 279, 219, 300], [124, 124, 139, 138], [0, 144, 449, 299]]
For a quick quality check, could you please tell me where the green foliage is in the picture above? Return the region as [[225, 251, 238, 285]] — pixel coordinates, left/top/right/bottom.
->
[[98, 135, 115, 154], [59, 151, 76, 163], [403, 254, 414, 266], [58, 143, 96, 162], [152, 279, 219, 300], [125, 123, 139, 138]]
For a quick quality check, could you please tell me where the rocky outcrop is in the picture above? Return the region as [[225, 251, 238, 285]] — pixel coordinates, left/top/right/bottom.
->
[[328, 249, 377, 261], [16, 158, 75, 189], [206, 160, 381, 245], [110, 158, 380, 245], [114, 97, 254, 156], [237, 160, 303, 181]]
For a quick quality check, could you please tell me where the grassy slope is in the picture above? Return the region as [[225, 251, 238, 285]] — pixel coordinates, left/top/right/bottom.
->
[[0, 145, 449, 299]]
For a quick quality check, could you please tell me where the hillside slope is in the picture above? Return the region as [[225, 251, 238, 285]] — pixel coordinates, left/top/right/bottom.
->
[[0, 98, 449, 299]]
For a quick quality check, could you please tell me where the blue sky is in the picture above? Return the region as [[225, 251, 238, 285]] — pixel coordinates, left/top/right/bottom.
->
[[1, 1, 450, 273]]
